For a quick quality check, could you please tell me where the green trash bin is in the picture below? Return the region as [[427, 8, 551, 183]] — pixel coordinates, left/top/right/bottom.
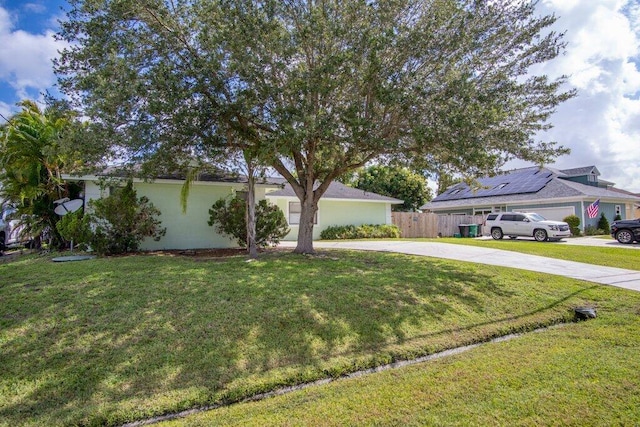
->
[[468, 224, 478, 237]]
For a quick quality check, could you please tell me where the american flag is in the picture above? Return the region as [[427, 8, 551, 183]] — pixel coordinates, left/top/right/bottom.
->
[[586, 199, 600, 219]]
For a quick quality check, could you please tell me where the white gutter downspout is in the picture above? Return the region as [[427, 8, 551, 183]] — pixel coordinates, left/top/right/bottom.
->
[[580, 200, 585, 232]]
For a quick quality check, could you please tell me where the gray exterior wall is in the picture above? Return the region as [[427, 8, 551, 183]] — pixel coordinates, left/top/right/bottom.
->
[[564, 176, 590, 186], [509, 201, 581, 213], [583, 201, 622, 228]]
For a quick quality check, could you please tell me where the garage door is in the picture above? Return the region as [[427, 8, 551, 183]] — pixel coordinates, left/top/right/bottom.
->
[[519, 206, 575, 221]]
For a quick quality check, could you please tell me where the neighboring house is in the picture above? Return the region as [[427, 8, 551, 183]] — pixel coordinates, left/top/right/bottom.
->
[[266, 179, 403, 241], [609, 187, 640, 218], [64, 172, 402, 250], [421, 166, 640, 232]]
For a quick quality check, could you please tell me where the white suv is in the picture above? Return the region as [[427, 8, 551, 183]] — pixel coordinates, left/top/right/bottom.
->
[[484, 212, 571, 242]]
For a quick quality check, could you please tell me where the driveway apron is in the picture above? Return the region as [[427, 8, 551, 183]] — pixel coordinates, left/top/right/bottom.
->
[[279, 241, 640, 292]]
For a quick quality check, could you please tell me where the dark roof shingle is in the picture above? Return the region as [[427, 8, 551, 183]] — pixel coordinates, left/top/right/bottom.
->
[[267, 179, 403, 203]]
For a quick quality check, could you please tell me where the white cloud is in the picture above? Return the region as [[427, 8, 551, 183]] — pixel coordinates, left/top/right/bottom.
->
[[47, 11, 67, 29], [0, 6, 67, 105], [515, 0, 640, 193], [23, 3, 47, 14], [0, 100, 12, 122]]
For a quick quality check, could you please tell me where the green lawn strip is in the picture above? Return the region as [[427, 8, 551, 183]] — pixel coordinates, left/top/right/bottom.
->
[[161, 286, 640, 426], [416, 238, 640, 271], [0, 251, 607, 426]]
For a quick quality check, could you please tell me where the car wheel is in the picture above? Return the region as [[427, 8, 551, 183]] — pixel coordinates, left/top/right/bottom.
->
[[534, 229, 548, 242], [615, 229, 634, 244], [491, 228, 503, 240]]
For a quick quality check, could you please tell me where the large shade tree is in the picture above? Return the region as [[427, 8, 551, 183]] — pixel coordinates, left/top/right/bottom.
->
[[56, 0, 574, 253]]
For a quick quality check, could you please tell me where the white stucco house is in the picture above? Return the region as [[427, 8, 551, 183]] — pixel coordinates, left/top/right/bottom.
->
[[63, 171, 402, 250]]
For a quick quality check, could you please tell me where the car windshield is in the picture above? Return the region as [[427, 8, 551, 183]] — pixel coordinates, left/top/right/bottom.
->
[[526, 213, 547, 222]]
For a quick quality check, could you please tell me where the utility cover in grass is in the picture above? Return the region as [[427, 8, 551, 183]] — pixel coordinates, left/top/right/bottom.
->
[[51, 255, 96, 262]]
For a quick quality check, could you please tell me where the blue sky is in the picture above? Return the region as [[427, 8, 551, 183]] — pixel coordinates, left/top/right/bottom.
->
[[1, 0, 640, 192], [0, 0, 68, 107]]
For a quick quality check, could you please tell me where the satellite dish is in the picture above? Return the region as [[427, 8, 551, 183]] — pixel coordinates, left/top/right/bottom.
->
[[53, 197, 70, 205], [54, 199, 83, 216]]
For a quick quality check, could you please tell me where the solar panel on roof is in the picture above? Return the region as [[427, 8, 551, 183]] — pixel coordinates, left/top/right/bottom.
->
[[433, 168, 553, 202]]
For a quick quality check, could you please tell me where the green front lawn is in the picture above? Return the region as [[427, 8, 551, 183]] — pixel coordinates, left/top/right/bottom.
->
[[422, 238, 640, 270], [164, 300, 640, 426], [0, 250, 636, 426]]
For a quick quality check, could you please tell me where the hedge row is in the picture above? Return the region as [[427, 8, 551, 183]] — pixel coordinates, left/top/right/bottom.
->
[[320, 224, 401, 240]]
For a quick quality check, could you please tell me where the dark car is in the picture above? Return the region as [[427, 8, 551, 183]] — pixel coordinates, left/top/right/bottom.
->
[[611, 218, 640, 244]]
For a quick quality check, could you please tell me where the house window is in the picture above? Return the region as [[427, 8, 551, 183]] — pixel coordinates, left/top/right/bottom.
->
[[473, 208, 494, 215], [588, 174, 596, 182], [289, 202, 317, 225]]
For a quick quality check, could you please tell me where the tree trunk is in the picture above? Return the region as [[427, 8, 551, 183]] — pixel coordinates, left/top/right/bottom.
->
[[294, 191, 317, 254], [246, 161, 258, 259]]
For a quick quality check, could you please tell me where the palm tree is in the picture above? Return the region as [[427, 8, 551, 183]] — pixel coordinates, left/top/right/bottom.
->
[[0, 100, 81, 249]]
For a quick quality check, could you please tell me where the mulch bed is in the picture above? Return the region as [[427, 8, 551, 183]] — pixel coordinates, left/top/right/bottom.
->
[[2, 246, 324, 262]]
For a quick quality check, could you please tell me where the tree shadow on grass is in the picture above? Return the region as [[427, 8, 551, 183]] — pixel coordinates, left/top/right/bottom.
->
[[0, 251, 598, 426]]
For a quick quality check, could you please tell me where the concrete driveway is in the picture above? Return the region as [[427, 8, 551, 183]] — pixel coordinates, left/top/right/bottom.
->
[[279, 240, 640, 292], [476, 235, 640, 249]]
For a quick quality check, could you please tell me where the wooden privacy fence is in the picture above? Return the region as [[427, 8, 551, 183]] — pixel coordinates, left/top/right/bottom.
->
[[391, 212, 438, 238], [392, 213, 486, 238]]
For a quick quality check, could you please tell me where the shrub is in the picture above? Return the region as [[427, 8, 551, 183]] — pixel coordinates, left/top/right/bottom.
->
[[84, 182, 166, 255], [55, 210, 93, 250], [320, 224, 401, 240], [597, 213, 610, 234], [208, 197, 245, 242], [320, 225, 357, 240], [584, 225, 605, 236], [614, 214, 622, 221], [208, 196, 290, 247], [563, 214, 581, 236]]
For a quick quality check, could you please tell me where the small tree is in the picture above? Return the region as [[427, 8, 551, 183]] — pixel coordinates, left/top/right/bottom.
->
[[563, 215, 581, 236], [597, 213, 610, 234], [87, 181, 166, 255], [208, 196, 289, 248]]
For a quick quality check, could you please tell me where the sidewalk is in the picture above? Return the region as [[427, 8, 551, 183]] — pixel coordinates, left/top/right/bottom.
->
[[474, 235, 640, 249], [279, 240, 640, 292]]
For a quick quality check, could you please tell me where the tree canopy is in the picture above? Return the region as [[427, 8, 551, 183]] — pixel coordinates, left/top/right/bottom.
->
[[56, 0, 574, 253], [355, 165, 431, 212]]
